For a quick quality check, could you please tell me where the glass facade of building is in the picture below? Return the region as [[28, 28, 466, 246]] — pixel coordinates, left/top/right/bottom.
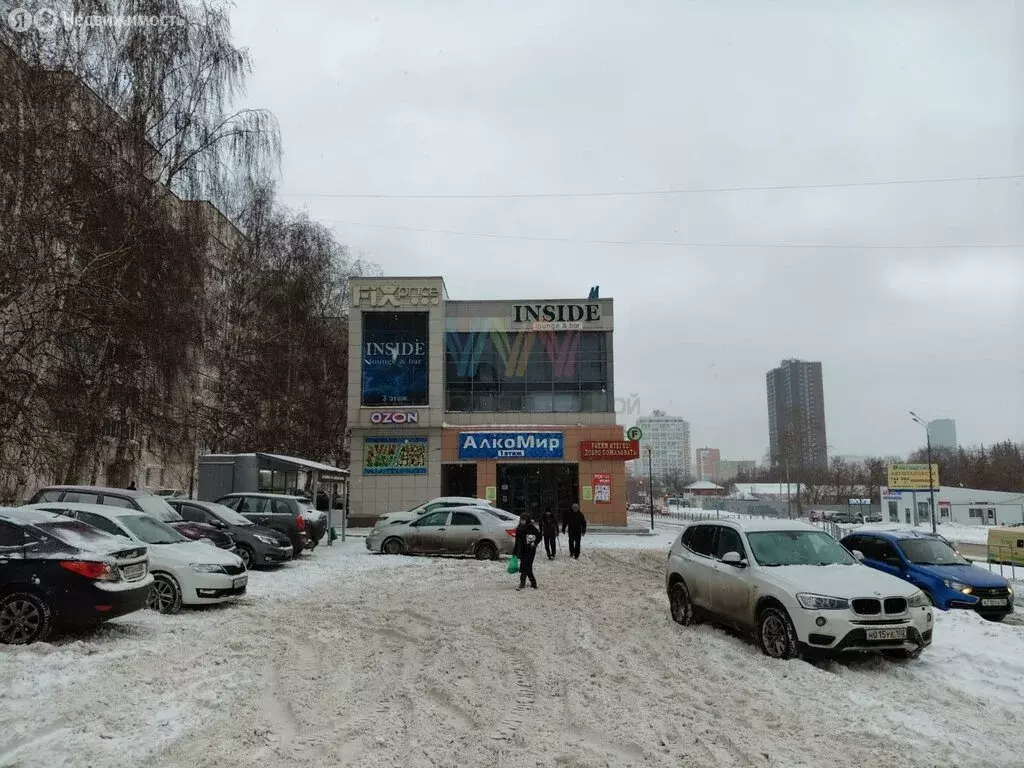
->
[[443, 330, 612, 413]]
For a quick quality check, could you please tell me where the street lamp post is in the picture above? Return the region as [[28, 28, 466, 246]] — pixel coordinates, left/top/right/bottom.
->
[[646, 446, 655, 531], [909, 411, 938, 534]]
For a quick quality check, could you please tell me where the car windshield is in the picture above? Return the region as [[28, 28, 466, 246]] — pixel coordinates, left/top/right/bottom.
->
[[206, 503, 252, 526], [746, 530, 857, 567], [135, 495, 183, 523], [898, 539, 968, 566], [120, 515, 188, 545]]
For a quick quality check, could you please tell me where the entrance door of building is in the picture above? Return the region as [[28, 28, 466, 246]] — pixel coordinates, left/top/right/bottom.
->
[[441, 463, 478, 498], [496, 463, 578, 518]]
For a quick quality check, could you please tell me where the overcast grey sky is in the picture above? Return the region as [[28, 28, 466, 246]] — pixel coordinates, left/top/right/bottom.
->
[[231, 0, 1023, 461]]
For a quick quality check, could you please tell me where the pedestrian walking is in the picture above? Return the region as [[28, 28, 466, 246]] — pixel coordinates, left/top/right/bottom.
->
[[540, 506, 559, 559], [127, 480, 137, 490], [513, 513, 542, 590], [562, 502, 587, 559]]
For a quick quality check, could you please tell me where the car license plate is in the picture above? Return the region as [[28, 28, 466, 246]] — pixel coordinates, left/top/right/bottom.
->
[[122, 564, 145, 580], [865, 627, 907, 641], [232, 576, 247, 589], [981, 598, 1007, 607]]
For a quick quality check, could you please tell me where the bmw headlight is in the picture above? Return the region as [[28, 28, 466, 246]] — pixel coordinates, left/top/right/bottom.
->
[[943, 580, 973, 594], [191, 563, 227, 574], [796, 593, 850, 610], [254, 534, 279, 546], [907, 591, 931, 608]]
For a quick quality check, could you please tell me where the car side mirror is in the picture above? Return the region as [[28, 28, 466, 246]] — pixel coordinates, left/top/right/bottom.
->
[[852, 550, 865, 562], [721, 551, 746, 567], [209, 518, 226, 529]]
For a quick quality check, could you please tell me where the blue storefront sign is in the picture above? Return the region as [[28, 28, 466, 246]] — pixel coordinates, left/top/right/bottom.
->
[[458, 432, 564, 460], [361, 312, 429, 406]]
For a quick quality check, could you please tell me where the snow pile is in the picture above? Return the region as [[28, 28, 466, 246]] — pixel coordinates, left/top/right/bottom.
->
[[2, 538, 1023, 767]]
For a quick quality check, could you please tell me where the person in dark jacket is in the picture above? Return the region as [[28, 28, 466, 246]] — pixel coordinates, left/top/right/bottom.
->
[[540, 507, 559, 559], [513, 513, 542, 589], [562, 502, 587, 559]]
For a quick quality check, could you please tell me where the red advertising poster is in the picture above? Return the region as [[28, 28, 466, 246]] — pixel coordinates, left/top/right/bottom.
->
[[592, 472, 612, 503], [579, 441, 640, 460]]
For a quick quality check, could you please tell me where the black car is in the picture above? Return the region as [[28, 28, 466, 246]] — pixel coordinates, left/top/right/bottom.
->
[[168, 499, 294, 569], [1, 508, 153, 644], [216, 493, 312, 556], [29, 485, 235, 551]]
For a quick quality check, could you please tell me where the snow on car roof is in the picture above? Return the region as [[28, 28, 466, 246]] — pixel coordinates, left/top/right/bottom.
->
[[22, 501, 146, 518], [0, 506, 63, 525], [716, 518, 818, 533]]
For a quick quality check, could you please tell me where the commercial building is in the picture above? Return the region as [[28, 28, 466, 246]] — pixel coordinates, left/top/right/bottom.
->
[[766, 359, 828, 471], [695, 448, 720, 482], [927, 419, 958, 451], [636, 411, 691, 482], [347, 277, 633, 526], [879, 485, 1024, 527]]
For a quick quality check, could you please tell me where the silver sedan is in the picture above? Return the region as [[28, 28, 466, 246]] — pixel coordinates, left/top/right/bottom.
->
[[366, 506, 518, 560]]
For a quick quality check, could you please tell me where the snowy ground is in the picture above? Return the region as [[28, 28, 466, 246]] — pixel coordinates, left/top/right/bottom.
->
[[2, 533, 1023, 768]]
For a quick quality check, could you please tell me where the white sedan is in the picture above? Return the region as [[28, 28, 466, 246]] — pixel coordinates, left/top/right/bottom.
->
[[665, 518, 934, 659], [25, 502, 248, 614]]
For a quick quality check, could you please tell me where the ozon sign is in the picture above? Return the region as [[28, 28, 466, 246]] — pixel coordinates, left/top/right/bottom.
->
[[354, 284, 441, 307], [369, 411, 420, 425]]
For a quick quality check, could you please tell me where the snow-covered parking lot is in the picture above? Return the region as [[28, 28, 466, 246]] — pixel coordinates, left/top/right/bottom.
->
[[2, 531, 1023, 768]]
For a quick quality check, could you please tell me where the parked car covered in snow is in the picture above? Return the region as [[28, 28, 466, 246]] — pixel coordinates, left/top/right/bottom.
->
[[366, 507, 516, 560], [28, 485, 235, 551], [666, 519, 934, 659], [1, 508, 153, 644], [167, 499, 293, 568], [22, 503, 247, 615], [374, 496, 493, 528]]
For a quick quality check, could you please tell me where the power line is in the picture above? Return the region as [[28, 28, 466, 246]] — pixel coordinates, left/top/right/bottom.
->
[[282, 173, 1024, 201], [322, 219, 1024, 250]]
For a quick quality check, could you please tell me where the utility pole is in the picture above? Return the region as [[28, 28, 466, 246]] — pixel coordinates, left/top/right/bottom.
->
[[647, 445, 655, 531]]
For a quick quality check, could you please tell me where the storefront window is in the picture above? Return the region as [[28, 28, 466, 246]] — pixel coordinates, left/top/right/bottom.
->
[[444, 330, 612, 412]]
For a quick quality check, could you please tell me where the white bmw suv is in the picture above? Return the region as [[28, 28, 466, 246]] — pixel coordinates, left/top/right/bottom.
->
[[665, 519, 934, 659]]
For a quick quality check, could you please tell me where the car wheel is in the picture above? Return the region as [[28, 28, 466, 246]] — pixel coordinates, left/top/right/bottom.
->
[[237, 545, 255, 569], [147, 573, 183, 615], [0, 592, 53, 645], [382, 537, 406, 556], [668, 581, 697, 626], [475, 541, 498, 561], [758, 606, 800, 660]]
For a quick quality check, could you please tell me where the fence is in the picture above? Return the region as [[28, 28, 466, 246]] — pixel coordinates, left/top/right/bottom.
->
[[987, 544, 1020, 582]]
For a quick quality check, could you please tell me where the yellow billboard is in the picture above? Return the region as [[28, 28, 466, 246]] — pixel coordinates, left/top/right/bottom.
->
[[887, 463, 940, 491]]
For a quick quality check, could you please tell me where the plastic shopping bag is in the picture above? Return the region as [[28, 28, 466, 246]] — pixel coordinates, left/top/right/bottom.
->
[[506, 555, 520, 575]]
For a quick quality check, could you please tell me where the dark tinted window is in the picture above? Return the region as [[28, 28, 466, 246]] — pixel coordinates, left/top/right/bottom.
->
[[688, 525, 717, 557], [415, 511, 449, 527], [64, 491, 99, 504], [450, 512, 480, 526], [76, 512, 127, 538], [715, 527, 745, 559], [0, 521, 23, 547], [877, 539, 902, 563], [178, 504, 209, 524], [842, 535, 862, 553], [103, 496, 135, 509], [680, 526, 696, 547]]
